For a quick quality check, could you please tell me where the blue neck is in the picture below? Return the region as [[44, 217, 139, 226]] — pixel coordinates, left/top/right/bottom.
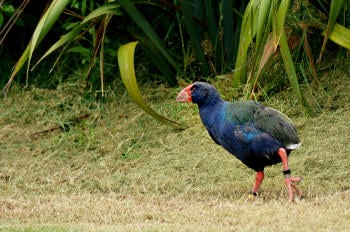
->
[[198, 101, 226, 129]]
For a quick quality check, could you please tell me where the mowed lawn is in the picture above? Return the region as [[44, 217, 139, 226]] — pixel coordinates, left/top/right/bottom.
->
[[1, 70, 349, 231]]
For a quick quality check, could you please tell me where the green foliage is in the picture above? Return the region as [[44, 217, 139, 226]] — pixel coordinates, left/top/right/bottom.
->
[[231, 0, 349, 111], [1, 0, 350, 118], [3, 0, 70, 93], [2, 0, 181, 94], [118, 41, 186, 129], [233, 0, 309, 110], [177, 0, 249, 76], [319, 0, 350, 60], [117, 0, 180, 85]]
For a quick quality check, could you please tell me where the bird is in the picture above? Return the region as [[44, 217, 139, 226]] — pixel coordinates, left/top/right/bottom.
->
[[176, 82, 302, 201]]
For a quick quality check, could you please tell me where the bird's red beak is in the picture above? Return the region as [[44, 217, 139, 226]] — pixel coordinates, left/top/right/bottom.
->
[[176, 84, 193, 102]]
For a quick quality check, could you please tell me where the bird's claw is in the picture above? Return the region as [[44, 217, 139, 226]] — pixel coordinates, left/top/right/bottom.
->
[[285, 176, 302, 202]]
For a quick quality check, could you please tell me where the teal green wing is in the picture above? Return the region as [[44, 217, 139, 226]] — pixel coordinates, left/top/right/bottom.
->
[[254, 106, 300, 147]]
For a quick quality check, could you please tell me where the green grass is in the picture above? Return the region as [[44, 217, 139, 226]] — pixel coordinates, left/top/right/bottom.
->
[[0, 68, 350, 231]]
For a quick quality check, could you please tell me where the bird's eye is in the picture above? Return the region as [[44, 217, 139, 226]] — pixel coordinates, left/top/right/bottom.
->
[[191, 85, 197, 91]]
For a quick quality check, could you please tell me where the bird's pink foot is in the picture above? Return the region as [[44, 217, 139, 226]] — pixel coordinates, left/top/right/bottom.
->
[[284, 172, 302, 201]]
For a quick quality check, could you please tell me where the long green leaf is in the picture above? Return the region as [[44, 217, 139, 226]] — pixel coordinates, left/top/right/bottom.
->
[[28, 0, 69, 77], [81, 2, 123, 24], [204, 0, 222, 72], [204, 1, 217, 46], [326, 23, 350, 49], [118, 0, 180, 73], [255, 0, 272, 50], [33, 3, 123, 69], [246, 0, 274, 95], [222, 0, 235, 64], [33, 25, 85, 69], [232, 1, 259, 86], [275, 0, 310, 110], [279, 29, 311, 111], [318, 0, 345, 61], [203, 0, 223, 73], [117, 42, 187, 130], [178, 0, 210, 75], [132, 34, 177, 85]]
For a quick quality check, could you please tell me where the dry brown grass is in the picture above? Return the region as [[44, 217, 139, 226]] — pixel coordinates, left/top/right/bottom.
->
[[0, 69, 350, 231], [1, 192, 349, 231]]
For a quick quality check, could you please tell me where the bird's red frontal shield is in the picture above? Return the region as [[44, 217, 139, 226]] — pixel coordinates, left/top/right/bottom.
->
[[176, 84, 193, 102]]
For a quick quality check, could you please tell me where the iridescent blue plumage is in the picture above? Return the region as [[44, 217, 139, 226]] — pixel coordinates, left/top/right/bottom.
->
[[190, 82, 300, 172]]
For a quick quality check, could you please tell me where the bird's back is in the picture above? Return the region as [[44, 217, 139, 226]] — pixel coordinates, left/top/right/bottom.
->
[[224, 100, 300, 148]]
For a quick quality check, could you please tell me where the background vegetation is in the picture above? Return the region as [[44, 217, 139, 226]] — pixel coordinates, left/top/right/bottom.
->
[[1, 1, 349, 107]]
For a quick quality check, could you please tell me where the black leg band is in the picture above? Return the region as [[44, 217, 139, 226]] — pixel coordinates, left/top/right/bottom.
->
[[283, 169, 291, 178], [250, 191, 257, 196]]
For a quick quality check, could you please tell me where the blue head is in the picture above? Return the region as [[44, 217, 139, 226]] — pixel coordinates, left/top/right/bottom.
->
[[176, 82, 223, 107]]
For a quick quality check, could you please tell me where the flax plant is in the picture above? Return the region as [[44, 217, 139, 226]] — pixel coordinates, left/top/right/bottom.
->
[[232, 0, 349, 110], [3, 0, 180, 96], [3, 0, 69, 94], [232, 0, 309, 108], [2, 0, 350, 126]]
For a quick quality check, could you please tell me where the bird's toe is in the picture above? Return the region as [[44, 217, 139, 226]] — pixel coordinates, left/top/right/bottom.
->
[[285, 176, 303, 201]]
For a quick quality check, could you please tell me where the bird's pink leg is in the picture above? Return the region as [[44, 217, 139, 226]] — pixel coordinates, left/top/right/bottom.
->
[[278, 148, 302, 201], [251, 171, 264, 196]]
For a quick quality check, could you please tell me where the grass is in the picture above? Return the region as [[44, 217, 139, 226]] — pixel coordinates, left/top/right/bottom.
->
[[0, 67, 350, 231]]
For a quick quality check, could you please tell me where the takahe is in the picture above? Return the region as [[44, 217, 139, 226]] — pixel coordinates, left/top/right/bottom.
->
[[176, 82, 302, 201]]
